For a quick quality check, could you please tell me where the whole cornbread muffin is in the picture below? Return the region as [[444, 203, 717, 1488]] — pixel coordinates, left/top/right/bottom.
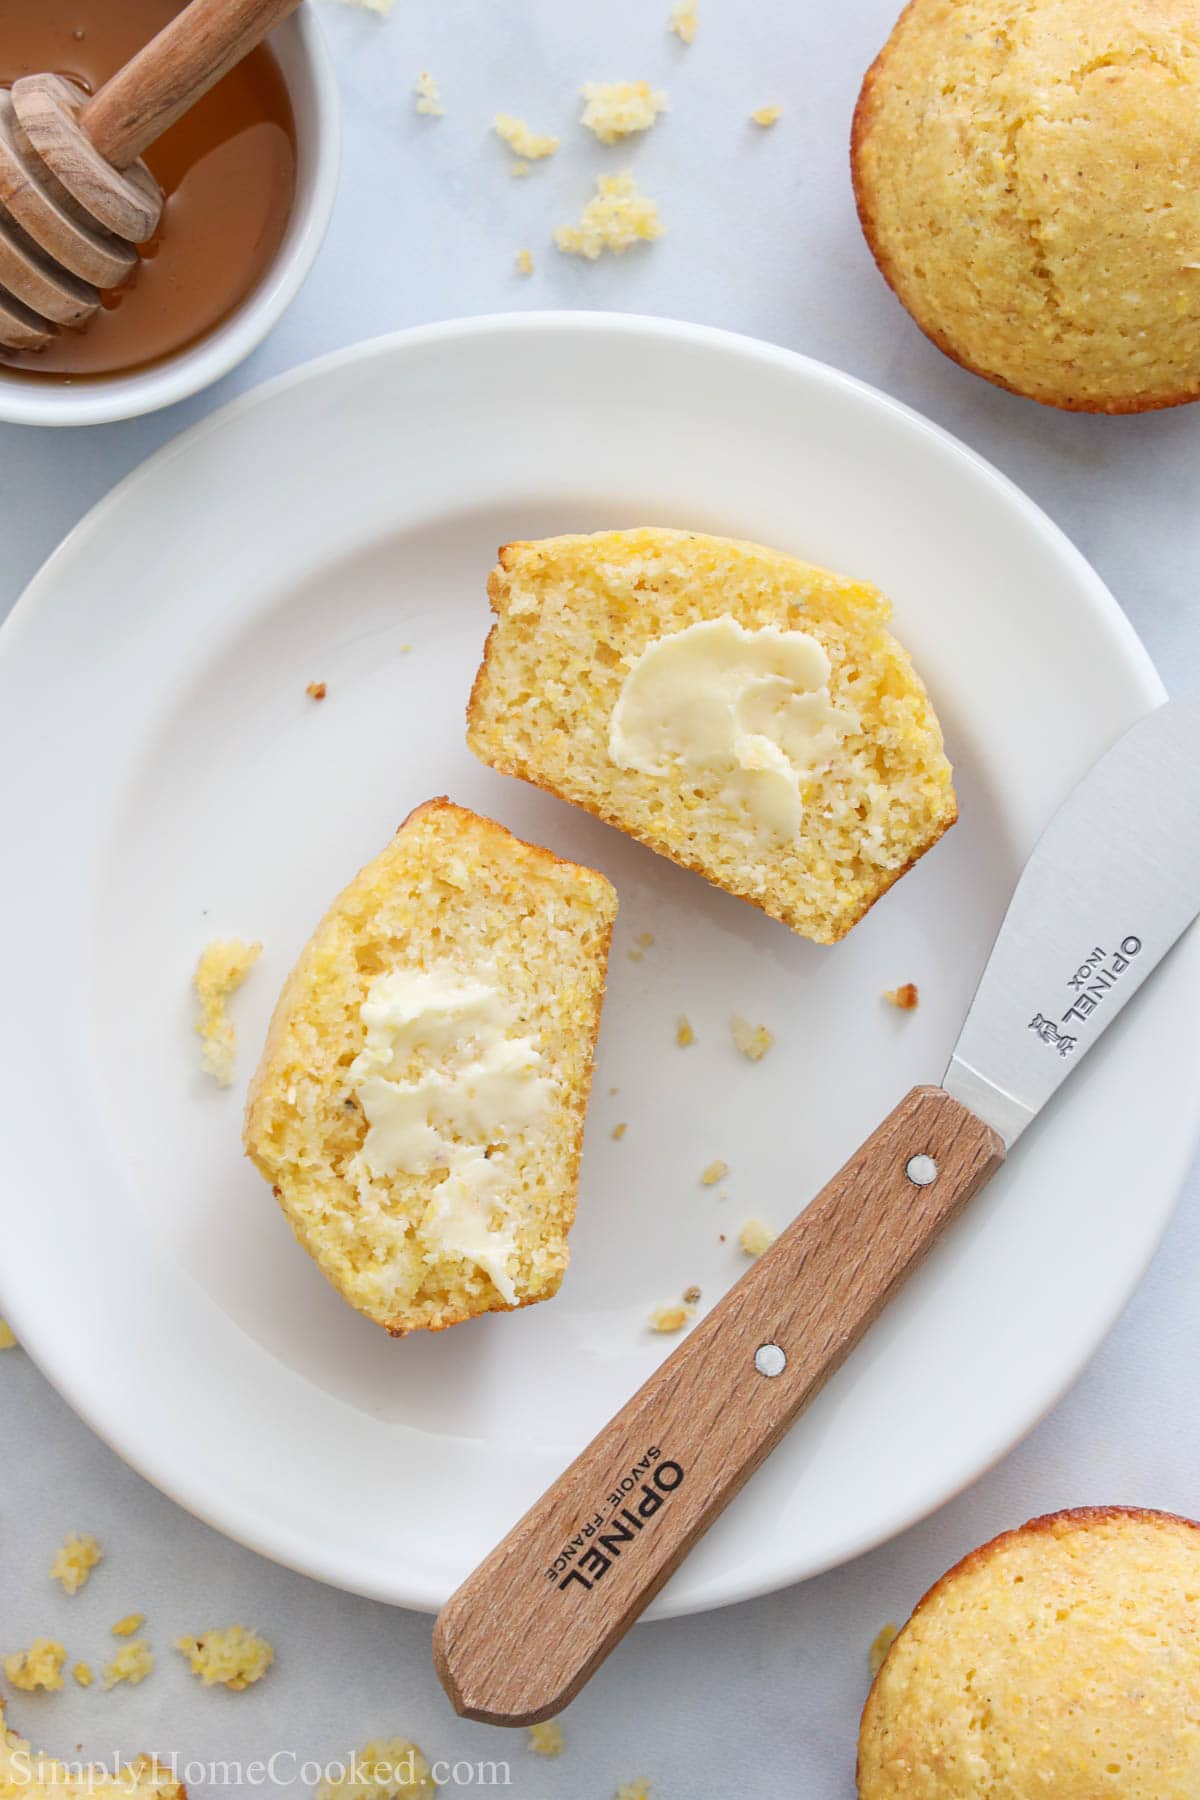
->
[[852, 0, 1200, 411], [858, 1507, 1200, 1798]]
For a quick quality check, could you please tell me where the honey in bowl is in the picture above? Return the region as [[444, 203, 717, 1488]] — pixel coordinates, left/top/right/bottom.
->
[[0, 0, 296, 381]]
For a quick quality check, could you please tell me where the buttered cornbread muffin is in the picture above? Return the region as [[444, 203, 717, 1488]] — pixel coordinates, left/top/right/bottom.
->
[[467, 529, 955, 943], [852, 0, 1200, 412], [858, 1507, 1200, 1799], [244, 799, 616, 1335]]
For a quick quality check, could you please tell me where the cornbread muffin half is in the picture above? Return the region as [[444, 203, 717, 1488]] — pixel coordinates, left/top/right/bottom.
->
[[467, 529, 955, 943], [858, 1506, 1200, 1799], [244, 799, 616, 1335], [852, 0, 1200, 413], [0, 1698, 185, 1799]]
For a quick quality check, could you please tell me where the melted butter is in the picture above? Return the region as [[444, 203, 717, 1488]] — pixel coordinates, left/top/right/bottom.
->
[[609, 618, 855, 838], [348, 968, 553, 1304]]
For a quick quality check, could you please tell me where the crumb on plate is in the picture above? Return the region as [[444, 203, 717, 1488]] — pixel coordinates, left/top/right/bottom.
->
[[751, 105, 783, 126], [315, 1737, 436, 1799], [102, 1640, 154, 1690], [112, 1614, 145, 1639], [414, 72, 443, 116], [700, 1159, 728, 1186], [0, 1320, 16, 1349], [306, 680, 327, 701], [869, 1622, 899, 1676], [194, 938, 262, 1087], [675, 1014, 695, 1047], [579, 81, 668, 144], [883, 982, 919, 1011], [175, 1626, 274, 1691], [739, 1218, 775, 1257], [612, 1121, 627, 1140], [515, 248, 535, 276], [668, 0, 697, 41], [4, 1641, 66, 1692], [731, 1015, 773, 1061], [50, 1533, 102, 1596], [649, 1303, 693, 1334], [527, 1720, 564, 1757], [554, 173, 662, 259], [494, 115, 558, 160], [73, 1661, 94, 1688]]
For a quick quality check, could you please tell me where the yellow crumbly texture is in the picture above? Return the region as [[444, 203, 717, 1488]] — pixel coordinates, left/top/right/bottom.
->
[[72, 1663, 93, 1688], [413, 72, 443, 117], [528, 1720, 564, 1757], [579, 82, 668, 144], [554, 174, 662, 259], [858, 1508, 1200, 1799], [244, 800, 616, 1336], [675, 1015, 695, 1047], [49, 1533, 102, 1596], [0, 1320, 15, 1349], [194, 938, 261, 1087], [3, 1642, 65, 1693], [700, 1160, 727, 1186], [0, 1699, 183, 1800], [869, 1623, 898, 1677], [669, 0, 697, 42], [111, 1614, 144, 1638], [494, 115, 558, 159], [649, 1303, 692, 1332], [515, 248, 535, 276], [468, 530, 956, 943], [175, 1626, 273, 1691], [731, 1015, 773, 1060], [852, 0, 1200, 413], [616, 1784, 652, 1800], [751, 105, 783, 126], [315, 1739, 435, 1800], [739, 1218, 774, 1256], [101, 1641, 153, 1690]]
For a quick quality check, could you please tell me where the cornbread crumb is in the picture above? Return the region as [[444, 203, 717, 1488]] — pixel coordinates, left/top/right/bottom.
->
[[554, 173, 662, 259], [314, 1737, 436, 1799], [700, 1159, 728, 1186], [649, 1303, 692, 1333], [675, 1014, 695, 1047], [4, 1640, 66, 1692], [580, 81, 668, 145], [616, 1783, 652, 1800], [0, 1320, 15, 1349], [637, 931, 654, 947], [751, 105, 783, 126], [668, 0, 697, 41], [194, 937, 261, 1087], [682, 1283, 701, 1304], [515, 248, 535, 276], [868, 1622, 898, 1676], [50, 1532, 102, 1596], [413, 72, 443, 117], [0, 1698, 183, 1799], [612, 1121, 627, 1140], [494, 115, 558, 160], [306, 680, 327, 701], [111, 1614, 145, 1639], [731, 1015, 773, 1061], [527, 1720, 564, 1757], [102, 1640, 153, 1690], [883, 982, 919, 1011], [73, 1661, 94, 1687], [739, 1218, 775, 1256], [175, 1626, 273, 1691]]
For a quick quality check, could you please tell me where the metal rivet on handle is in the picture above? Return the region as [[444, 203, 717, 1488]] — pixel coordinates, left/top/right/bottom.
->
[[906, 1153, 938, 1187], [754, 1342, 787, 1378]]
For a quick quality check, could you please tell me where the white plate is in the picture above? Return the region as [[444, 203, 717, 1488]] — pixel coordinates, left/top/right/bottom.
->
[[1, 315, 1195, 1620]]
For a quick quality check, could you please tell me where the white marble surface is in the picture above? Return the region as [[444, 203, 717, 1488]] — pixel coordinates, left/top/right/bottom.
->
[[2, 1, 1199, 1794]]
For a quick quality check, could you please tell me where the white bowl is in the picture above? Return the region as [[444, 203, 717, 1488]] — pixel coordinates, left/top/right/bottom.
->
[[0, 5, 339, 428]]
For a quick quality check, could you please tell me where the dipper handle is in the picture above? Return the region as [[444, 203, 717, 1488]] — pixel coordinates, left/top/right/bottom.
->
[[80, 0, 304, 168]]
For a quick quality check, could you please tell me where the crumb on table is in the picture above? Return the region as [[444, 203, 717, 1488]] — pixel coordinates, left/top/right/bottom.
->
[[306, 680, 327, 700], [194, 938, 262, 1087], [731, 1015, 774, 1061], [675, 1014, 696, 1048], [682, 1283, 701, 1305], [515, 248, 535, 276], [175, 1626, 274, 1691], [527, 1720, 564, 1757], [102, 1640, 154, 1690], [700, 1159, 728, 1186], [0, 1320, 16, 1349], [494, 115, 558, 160], [50, 1532, 102, 1596], [883, 983, 919, 1011], [616, 1782, 653, 1800], [751, 104, 783, 126], [612, 1121, 628, 1140], [414, 71, 443, 116], [112, 1614, 145, 1639], [869, 1622, 899, 1676], [73, 1661, 94, 1687], [3, 1640, 66, 1692], [555, 173, 662, 260], [668, 0, 697, 40], [579, 81, 668, 144], [315, 1737, 436, 1799], [649, 1303, 693, 1334], [738, 1218, 775, 1257]]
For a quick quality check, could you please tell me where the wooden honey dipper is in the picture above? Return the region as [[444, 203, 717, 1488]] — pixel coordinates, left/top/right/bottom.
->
[[0, 0, 303, 352]]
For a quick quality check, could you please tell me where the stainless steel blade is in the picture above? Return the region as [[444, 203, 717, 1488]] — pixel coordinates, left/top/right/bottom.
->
[[944, 698, 1200, 1145]]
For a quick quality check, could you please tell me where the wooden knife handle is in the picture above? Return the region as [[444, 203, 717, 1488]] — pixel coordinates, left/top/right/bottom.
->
[[432, 1085, 1004, 1725]]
